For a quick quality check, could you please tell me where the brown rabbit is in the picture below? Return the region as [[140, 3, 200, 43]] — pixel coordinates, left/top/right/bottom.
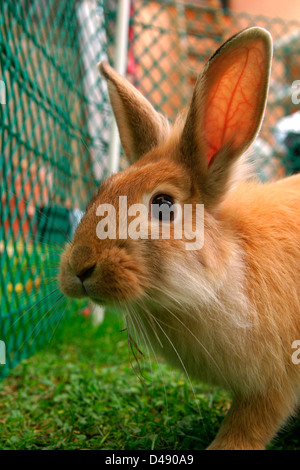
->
[[59, 27, 300, 450]]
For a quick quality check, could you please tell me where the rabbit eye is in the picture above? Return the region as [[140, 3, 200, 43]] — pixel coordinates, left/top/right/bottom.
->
[[151, 194, 175, 222]]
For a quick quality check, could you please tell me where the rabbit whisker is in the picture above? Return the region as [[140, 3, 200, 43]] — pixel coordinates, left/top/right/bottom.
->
[[17, 293, 65, 353], [8, 287, 60, 330]]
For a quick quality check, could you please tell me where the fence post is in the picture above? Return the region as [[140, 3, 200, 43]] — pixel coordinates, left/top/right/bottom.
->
[[108, 0, 131, 175], [77, 0, 109, 181]]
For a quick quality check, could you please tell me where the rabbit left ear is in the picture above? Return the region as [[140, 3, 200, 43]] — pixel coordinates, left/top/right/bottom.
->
[[180, 27, 273, 206], [99, 61, 169, 165]]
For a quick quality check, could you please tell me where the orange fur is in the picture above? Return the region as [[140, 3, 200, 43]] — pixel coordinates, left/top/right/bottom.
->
[[59, 28, 300, 449]]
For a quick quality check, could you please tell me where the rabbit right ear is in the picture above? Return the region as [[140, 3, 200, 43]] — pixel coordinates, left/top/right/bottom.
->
[[180, 27, 272, 207], [99, 62, 169, 165]]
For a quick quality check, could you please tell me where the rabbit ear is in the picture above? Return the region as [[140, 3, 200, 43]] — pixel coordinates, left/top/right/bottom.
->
[[180, 27, 272, 206], [99, 61, 169, 165]]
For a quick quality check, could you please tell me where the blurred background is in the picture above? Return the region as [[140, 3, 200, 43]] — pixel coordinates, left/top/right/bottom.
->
[[1, 0, 300, 385]]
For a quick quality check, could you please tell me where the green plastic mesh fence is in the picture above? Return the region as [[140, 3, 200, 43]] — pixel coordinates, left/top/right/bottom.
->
[[0, 0, 116, 378], [1, 0, 300, 378]]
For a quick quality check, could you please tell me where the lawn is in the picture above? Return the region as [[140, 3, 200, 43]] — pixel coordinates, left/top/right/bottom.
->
[[0, 309, 299, 450]]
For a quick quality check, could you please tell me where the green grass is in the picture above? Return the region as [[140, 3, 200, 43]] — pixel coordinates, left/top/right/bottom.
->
[[0, 310, 299, 450]]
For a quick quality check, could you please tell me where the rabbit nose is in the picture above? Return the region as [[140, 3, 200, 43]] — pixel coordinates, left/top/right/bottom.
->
[[76, 264, 96, 283], [69, 245, 97, 283]]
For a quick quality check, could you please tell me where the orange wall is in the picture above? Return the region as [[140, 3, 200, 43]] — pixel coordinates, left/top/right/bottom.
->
[[231, 0, 300, 22]]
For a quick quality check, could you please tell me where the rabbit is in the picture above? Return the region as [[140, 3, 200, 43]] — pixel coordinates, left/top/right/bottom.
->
[[59, 27, 300, 450]]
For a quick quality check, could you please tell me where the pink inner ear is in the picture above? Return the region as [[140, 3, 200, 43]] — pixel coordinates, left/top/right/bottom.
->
[[203, 40, 268, 165]]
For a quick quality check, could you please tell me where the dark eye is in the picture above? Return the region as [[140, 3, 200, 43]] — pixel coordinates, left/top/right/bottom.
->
[[151, 194, 175, 222]]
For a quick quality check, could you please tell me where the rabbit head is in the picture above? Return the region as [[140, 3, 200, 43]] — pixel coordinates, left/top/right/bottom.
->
[[59, 27, 272, 309]]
